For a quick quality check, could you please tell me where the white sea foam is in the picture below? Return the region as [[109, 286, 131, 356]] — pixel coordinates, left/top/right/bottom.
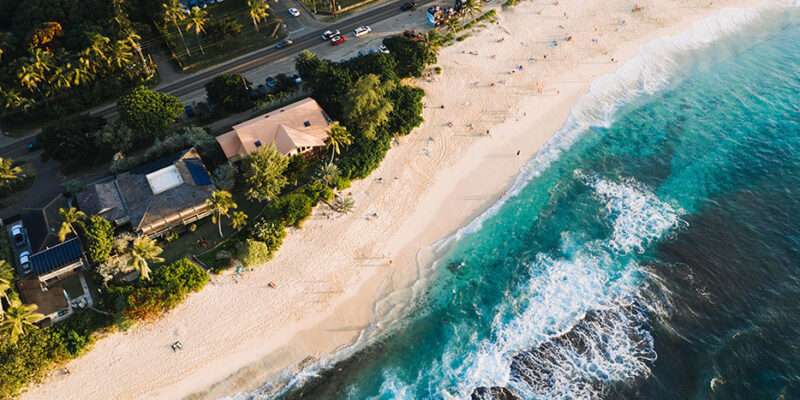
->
[[437, 3, 786, 248]]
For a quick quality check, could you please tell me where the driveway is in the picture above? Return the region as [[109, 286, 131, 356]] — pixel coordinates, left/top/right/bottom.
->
[[274, 0, 313, 35]]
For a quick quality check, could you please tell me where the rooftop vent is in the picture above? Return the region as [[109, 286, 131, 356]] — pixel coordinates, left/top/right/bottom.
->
[[255, 140, 262, 147], [145, 165, 183, 194], [303, 121, 311, 127]]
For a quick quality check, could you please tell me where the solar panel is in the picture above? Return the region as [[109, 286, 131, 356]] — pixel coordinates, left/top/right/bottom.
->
[[185, 158, 212, 186], [30, 238, 83, 277]]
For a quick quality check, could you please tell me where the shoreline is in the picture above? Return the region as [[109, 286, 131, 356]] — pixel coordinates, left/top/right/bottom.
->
[[20, 1, 767, 399]]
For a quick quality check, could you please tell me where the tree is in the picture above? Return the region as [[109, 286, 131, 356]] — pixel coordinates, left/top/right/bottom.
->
[[0, 301, 43, 344], [237, 239, 271, 267], [231, 211, 248, 232], [38, 115, 109, 167], [107, 40, 134, 70], [205, 74, 252, 112], [422, 30, 443, 64], [242, 143, 289, 202], [462, 0, 481, 21], [326, 122, 352, 162], [163, 0, 191, 56], [316, 163, 340, 187], [295, 50, 321, 79], [82, 32, 110, 67], [446, 17, 460, 35], [127, 237, 164, 280], [207, 190, 237, 237], [92, 120, 138, 154], [118, 85, 183, 136], [343, 74, 395, 140], [0, 158, 22, 190], [58, 207, 86, 242], [187, 8, 209, 55], [121, 29, 150, 75], [334, 196, 355, 214], [84, 215, 114, 264], [383, 35, 431, 77], [248, 0, 269, 31], [67, 61, 93, 86]]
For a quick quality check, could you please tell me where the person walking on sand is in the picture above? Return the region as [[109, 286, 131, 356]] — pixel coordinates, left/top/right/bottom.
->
[[516, 150, 520, 156]]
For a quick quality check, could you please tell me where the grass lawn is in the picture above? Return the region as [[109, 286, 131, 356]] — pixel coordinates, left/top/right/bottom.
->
[[164, 0, 286, 73], [158, 180, 263, 266]]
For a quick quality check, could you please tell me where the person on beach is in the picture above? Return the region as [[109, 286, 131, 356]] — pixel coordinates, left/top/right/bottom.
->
[[516, 150, 520, 156]]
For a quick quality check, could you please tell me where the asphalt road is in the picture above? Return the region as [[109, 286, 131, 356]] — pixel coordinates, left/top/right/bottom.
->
[[0, 0, 430, 157], [94, 0, 432, 117]]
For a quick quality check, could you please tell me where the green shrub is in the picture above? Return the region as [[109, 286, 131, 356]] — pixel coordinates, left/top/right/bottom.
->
[[248, 219, 286, 253], [84, 215, 114, 264], [205, 74, 253, 112], [118, 85, 183, 136], [270, 193, 313, 228], [236, 239, 272, 267]]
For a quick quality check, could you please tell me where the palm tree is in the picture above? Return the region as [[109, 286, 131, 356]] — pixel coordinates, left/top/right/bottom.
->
[[29, 48, 54, 75], [1, 87, 31, 110], [0, 301, 43, 343], [316, 163, 340, 187], [187, 8, 209, 55], [207, 190, 237, 237], [333, 196, 355, 214], [127, 237, 164, 280], [423, 30, 442, 61], [107, 40, 134, 70], [445, 17, 461, 35], [17, 63, 43, 95], [121, 29, 150, 74], [163, 0, 191, 56], [248, 0, 269, 32], [231, 211, 248, 232], [83, 32, 111, 65], [0, 158, 22, 189], [326, 122, 352, 163], [462, 0, 481, 21], [67, 61, 93, 86], [57, 207, 86, 242], [48, 65, 71, 93]]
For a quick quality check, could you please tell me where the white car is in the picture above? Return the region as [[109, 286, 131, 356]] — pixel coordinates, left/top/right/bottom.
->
[[288, 7, 300, 17], [378, 45, 390, 54], [353, 25, 371, 37], [19, 251, 31, 275], [322, 29, 341, 40]]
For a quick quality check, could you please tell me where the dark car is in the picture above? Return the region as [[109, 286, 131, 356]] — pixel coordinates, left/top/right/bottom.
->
[[197, 102, 211, 115], [265, 76, 278, 88], [27, 140, 40, 151], [400, 1, 417, 11], [184, 105, 196, 118], [276, 39, 293, 49]]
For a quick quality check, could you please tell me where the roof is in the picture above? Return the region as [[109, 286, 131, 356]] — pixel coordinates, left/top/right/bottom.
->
[[18, 280, 69, 317], [21, 194, 70, 253], [80, 148, 216, 232], [30, 237, 83, 277], [216, 97, 332, 158], [77, 178, 128, 223]]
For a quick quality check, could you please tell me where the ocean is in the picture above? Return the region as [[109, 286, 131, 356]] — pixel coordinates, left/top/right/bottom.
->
[[234, 4, 800, 399]]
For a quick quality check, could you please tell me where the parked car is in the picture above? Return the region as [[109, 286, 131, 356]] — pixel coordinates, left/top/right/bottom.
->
[[400, 1, 417, 11], [288, 7, 300, 17], [378, 45, 390, 54], [265, 76, 278, 88], [256, 84, 268, 95], [276, 39, 293, 49], [330, 35, 346, 45], [10, 224, 26, 247], [184, 105, 196, 118], [19, 251, 31, 274], [289, 73, 302, 84], [322, 30, 341, 40], [198, 0, 207, 8], [27, 140, 40, 151], [188, 0, 198, 9], [369, 48, 378, 54], [403, 29, 422, 40], [182, 4, 190, 14], [353, 26, 371, 37], [358, 49, 369, 57]]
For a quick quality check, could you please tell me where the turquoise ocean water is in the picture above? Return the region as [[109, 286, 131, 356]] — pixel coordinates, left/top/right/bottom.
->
[[235, 4, 800, 399]]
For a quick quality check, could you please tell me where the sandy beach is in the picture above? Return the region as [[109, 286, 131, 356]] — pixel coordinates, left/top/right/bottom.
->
[[21, 0, 765, 398]]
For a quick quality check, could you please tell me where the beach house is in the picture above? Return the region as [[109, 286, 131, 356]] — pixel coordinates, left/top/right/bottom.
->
[[17, 237, 92, 327], [215, 97, 333, 161], [78, 148, 216, 238]]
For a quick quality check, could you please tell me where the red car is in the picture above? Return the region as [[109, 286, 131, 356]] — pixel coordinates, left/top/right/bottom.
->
[[330, 35, 346, 45]]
